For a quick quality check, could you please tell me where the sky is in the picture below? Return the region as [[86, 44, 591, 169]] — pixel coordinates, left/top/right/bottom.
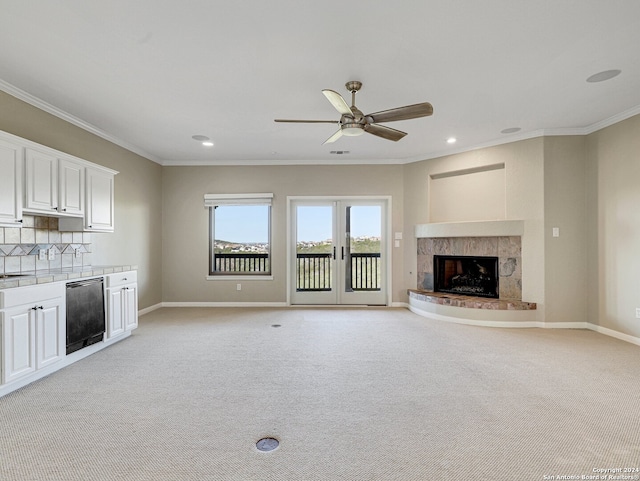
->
[[214, 205, 381, 243], [296, 205, 382, 241]]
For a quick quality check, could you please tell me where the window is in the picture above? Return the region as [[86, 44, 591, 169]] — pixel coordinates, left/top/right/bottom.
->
[[205, 194, 273, 276]]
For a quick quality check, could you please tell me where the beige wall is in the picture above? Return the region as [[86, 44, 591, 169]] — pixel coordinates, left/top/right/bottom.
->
[[543, 136, 588, 324], [586, 114, 640, 337], [402, 138, 545, 315], [0, 91, 163, 310], [4, 85, 640, 340], [161, 164, 404, 303]]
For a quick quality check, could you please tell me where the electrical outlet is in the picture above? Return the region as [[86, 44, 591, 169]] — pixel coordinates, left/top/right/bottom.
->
[[74, 248, 81, 258], [47, 248, 55, 260], [635, 308, 640, 319], [236, 283, 242, 291], [38, 249, 47, 261]]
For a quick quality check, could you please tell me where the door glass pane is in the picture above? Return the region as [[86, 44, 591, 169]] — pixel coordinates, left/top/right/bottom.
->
[[345, 205, 381, 292], [296, 206, 333, 291]]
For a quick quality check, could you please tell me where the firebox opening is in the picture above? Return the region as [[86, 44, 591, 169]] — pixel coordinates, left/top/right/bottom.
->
[[434, 255, 499, 298]]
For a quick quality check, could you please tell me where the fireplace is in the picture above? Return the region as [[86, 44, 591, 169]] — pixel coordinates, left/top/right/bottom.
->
[[434, 255, 499, 298]]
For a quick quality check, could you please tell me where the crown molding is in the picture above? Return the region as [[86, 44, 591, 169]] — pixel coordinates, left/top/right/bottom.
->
[[0, 79, 162, 164], [2, 78, 639, 167], [160, 157, 408, 166]]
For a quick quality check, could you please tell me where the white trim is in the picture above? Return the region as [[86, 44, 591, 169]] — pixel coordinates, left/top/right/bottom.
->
[[589, 324, 640, 347], [408, 304, 541, 328], [161, 301, 288, 308], [286, 195, 393, 307], [3, 77, 640, 167], [204, 193, 273, 207], [139, 303, 163, 316], [407, 303, 640, 347], [415, 220, 525, 238], [0, 79, 160, 164]]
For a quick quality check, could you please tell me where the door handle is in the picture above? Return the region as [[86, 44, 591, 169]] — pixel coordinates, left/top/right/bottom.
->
[[333, 246, 336, 260], [342, 247, 345, 260]]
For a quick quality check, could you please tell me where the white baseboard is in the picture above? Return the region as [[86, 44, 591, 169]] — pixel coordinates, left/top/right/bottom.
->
[[139, 303, 163, 316], [408, 303, 640, 347], [391, 302, 410, 308], [588, 323, 640, 347], [161, 301, 288, 308]]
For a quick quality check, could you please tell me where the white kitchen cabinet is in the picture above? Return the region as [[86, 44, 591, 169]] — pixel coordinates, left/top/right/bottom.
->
[[1, 306, 35, 383], [24, 148, 59, 214], [0, 138, 24, 226], [58, 158, 85, 216], [105, 271, 138, 340], [86, 167, 115, 231], [1, 284, 64, 385], [59, 166, 116, 232]]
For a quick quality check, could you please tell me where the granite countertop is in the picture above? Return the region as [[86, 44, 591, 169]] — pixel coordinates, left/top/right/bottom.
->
[[0, 265, 138, 289]]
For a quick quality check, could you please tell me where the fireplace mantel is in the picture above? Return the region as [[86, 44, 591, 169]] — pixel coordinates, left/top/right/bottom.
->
[[415, 220, 524, 239]]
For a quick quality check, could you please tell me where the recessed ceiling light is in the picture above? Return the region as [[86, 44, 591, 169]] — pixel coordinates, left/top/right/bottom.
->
[[501, 127, 521, 134], [586, 69, 621, 83], [202, 141, 214, 147], [191, 135, 210, 142], [446, 137, 457, 144]]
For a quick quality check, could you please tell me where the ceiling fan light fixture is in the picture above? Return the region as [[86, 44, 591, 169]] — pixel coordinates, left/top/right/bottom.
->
[[341, 123, 364, 137]]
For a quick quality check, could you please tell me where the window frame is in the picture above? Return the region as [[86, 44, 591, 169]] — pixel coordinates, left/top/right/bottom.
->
[[205, 193, 273, 279]]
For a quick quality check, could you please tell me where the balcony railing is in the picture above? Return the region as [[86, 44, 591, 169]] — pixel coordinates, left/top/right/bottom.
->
[[296, 252, 381, 291], [212, 252, 381, 290], [213, 253, 269, 273]]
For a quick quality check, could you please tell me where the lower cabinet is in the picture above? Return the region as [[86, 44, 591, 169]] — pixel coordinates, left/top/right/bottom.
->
[[106, 271, 138, 340], [1, 286, 64, 385]]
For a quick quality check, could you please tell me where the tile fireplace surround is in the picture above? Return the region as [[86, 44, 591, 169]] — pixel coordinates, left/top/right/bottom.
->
[[412, 221, 536, 312]]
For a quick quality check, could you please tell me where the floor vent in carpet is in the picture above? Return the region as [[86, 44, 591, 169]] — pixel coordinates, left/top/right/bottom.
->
[[256, 437, 279, 452]]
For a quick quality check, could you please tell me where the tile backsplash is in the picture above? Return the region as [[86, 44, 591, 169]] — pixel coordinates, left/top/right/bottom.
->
[[0, 215, 91, 274]]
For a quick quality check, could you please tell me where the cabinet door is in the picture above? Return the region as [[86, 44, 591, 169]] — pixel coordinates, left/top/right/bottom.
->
[[106, 288, 125, 339], [2, 308, 36, 384], [59, 158, 85, 216], [25, 148, 58, 213], [123, 284, 138, 331], [0, 139, 23, 226], [36, 300, 64, 370], [86, 168, 114, 231]]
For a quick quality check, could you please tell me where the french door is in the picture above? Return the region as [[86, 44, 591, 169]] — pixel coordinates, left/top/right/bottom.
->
[[289, 198, 388, 305]]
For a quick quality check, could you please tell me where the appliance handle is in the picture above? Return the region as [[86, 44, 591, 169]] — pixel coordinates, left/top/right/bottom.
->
[[66, 278, 104, 288]]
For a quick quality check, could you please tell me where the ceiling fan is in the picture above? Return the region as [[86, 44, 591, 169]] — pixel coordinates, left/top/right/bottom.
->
[[274, 81, 433, 144]]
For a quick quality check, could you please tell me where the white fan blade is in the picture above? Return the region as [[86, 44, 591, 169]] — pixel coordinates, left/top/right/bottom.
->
[[322, 89, 352, 116], [323, 129, 343, 144]]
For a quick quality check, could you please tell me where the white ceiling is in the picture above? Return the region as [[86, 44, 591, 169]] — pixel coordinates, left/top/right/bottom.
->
[[1, 1, 640, 166]]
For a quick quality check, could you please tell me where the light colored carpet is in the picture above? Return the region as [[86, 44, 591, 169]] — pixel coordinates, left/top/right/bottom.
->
[[1, 307, 639, 480]]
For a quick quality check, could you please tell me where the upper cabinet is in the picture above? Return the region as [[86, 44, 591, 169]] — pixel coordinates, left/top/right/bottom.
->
[[0, 138, 24, 227], [0, 129, 118, 232], [58, 158, 85, 216], [58, 166, 116, 232], [24, 148, 59, 214]]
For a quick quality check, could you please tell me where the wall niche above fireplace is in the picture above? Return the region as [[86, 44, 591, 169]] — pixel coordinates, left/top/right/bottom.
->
[[434, 255, 499, 298]]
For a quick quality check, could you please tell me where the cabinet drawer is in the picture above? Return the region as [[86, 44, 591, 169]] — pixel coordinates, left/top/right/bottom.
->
[[106, 271, 137, 288], [0, 283, 64, 309]]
